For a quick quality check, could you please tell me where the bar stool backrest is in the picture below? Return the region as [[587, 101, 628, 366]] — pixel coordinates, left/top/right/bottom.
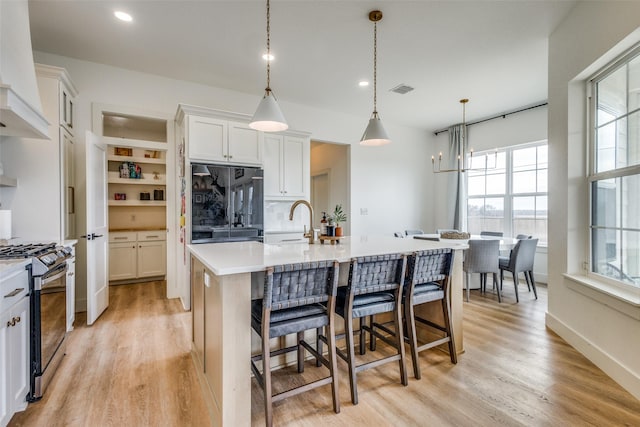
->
[[348, 254, 406, 296], [265, 261, 337, 311], [408, 248, 453, 285]]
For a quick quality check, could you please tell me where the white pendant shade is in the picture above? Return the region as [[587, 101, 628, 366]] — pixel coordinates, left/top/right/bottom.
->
[[360, 116, 391, 146], [249, 92, 288, 132], [193, 164, 210, 176]]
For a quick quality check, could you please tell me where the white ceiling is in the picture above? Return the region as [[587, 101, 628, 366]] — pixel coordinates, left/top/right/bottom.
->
[[27, 0, 577, 132]]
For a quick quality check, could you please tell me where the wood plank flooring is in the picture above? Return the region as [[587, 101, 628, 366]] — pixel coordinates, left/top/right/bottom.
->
[[10, 281, 640, 426]]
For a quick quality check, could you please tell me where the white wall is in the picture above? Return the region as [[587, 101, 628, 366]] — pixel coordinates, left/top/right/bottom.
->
[[547, 1, 640, 399], [32, 51, 434, 310]]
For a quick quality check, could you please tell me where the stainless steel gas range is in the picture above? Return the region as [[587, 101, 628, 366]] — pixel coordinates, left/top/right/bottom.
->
[[0, 243, 73, 401]]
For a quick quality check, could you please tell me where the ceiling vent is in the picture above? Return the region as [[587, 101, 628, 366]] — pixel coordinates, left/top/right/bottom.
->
[[389, 84, 414, 95]]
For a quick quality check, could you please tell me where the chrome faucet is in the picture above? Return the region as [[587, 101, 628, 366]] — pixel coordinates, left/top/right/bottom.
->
[[289, 200, 315, 244]]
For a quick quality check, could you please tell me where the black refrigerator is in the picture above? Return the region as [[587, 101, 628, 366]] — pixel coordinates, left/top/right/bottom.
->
[[191, 163, 264, 243]]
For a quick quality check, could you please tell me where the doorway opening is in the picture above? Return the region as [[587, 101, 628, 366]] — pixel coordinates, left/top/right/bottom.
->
[[310, 141, 350, 236]]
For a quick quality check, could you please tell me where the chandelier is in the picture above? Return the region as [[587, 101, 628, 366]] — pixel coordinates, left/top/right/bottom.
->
[[432, 99, 497, 173]]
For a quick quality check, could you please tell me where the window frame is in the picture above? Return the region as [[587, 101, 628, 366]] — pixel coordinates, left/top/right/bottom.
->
[[466, 141, 548, 244], [587, 45, 640, 290]]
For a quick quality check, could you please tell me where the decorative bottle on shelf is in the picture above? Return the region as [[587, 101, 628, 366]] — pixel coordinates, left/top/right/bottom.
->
[[320, 212, 327, 236]]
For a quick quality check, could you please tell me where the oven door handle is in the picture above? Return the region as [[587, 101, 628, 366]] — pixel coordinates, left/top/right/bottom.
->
[[40, 265, 68, 288]]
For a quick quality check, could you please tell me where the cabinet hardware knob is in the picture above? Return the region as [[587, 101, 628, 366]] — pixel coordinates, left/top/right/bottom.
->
[[6, 321, 10, 327], [14, 316, 20, 324], [229, 155, 233, 159]]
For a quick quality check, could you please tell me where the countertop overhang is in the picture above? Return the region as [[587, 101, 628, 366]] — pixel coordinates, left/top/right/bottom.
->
[[188, 235, 467, 276]]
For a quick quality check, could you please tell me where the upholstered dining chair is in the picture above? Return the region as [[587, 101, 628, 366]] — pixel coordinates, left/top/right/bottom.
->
[[464, 239, 501, 302], [516, 234, 532, 240], [480, 231, 503, 237], [403, 248, 457, 379], [335, 253, 408, 405], [394, 231, 405, 238], [499, 238, 539, 302], [405, 229, 424, 236], [251, 261, 340, 426]]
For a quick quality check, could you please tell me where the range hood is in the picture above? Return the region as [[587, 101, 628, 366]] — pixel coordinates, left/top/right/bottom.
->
[[0, 84, 49, 139], [0, 0, 50, 140]]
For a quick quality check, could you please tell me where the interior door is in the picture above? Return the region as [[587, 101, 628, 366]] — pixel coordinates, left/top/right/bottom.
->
[[85, 131, 109, 325]]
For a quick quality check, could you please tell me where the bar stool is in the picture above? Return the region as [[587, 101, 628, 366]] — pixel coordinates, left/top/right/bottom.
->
[[251, 261, 340, 427], [335, 253, 408, 405], [404, 248, 457, 379]]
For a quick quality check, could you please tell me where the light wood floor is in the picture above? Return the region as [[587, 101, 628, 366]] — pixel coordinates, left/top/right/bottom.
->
[[10, 281, 640, 426]]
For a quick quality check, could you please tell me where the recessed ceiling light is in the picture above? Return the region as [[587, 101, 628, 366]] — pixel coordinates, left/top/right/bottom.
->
[[262, 53, 275, 61], [359, 81, 369, 87], [114, 11, 133, 22]]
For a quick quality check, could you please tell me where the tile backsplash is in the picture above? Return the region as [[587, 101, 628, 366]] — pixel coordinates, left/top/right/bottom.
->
[[264, 200, 307, 232]]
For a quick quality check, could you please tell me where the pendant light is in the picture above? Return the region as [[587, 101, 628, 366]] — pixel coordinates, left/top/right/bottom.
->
[[193, 164, 210, 176], [360, 10, 391, 146], [249, 0, 288, 132]]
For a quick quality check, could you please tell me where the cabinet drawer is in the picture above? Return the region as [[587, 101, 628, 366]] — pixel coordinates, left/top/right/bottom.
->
[[1, 269, 29, 314], [137, 230, 166, 242], [109, 232, 137, 243]]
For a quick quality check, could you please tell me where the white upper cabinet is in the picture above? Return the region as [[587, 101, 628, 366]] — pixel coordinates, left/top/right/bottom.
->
[[263, 133, 309, 200], [180, 106, 262, 166]]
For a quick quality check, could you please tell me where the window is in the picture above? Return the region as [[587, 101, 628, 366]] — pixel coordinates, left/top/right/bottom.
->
[[466, 143, 548, 244], [589, 47, 640, 287]]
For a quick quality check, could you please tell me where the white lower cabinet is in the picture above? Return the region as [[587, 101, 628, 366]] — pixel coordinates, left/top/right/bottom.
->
[[109, 231, 166, 281], [137, 240, 167, 278], [1, 269, 29, 427]]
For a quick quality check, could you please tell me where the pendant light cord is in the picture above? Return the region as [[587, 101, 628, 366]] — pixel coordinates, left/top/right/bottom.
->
[[373, 20, 377, 115], [266, 0, 271, 92]]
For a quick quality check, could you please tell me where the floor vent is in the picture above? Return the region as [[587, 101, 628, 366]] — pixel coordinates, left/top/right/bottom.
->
[[390, 84, 414, 94]]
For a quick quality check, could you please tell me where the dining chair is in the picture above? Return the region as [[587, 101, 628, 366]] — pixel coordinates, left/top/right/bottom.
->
[[513, 234, 533, 290], [480, 231, 503, 237], [251, 261, 340, 426], [516, 234, 532, 240], [394, 231, 405, 238], [403, 248, 457, 379], [464, 239, 501, 302], [405, 229, 424, 236], [499, 238, 539, 302], [335, 253, 408, 405]]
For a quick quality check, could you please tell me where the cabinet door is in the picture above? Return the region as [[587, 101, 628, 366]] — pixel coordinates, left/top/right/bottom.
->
[[191, 257, 205, 371], [188, 115, 227, 162], [0, 309, 9, 426], [109, 242, 137, 281], [137, 241, 167, 277], [8, 297, 29, 414], [59, 84, 74, 133], [263, 134, 284, 198], [63, 129, 75, 239], [66, 255, 76, 332], [227, 121, 262, 165], [282, 136, 306, 198]]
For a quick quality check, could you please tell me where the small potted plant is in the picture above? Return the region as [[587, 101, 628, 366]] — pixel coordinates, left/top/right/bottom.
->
[[332, 204, 347, 237]]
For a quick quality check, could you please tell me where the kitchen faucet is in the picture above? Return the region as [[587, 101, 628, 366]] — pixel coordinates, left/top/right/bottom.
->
[[289, 200, 315, 244]]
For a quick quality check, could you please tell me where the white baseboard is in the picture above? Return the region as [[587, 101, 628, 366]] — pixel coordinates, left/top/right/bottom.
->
[[546, 312, 640, 399]]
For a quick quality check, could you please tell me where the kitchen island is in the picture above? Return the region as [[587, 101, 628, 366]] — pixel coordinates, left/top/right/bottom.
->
[[189, 236, 467, 427]]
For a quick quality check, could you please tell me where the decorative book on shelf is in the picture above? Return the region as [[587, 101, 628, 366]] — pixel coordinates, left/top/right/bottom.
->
[[440, 231, 470, 240]]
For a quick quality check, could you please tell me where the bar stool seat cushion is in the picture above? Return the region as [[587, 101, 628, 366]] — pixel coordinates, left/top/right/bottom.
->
[[251, 300, 329, 337], [407, 282, 444, 305], [336, 287, 395, 318]]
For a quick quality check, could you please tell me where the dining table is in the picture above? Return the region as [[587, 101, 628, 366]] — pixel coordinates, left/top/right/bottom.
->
[[413, 234, 519, 250]]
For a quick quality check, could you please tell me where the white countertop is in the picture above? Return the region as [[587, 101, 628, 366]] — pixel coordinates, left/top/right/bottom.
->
[[189, 235, 467, 276], [0, 259, 31, 276]]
